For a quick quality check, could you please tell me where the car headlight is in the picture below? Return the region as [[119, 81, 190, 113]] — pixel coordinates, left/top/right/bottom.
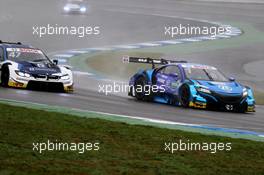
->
[[196, 87, 211, 94], [80, 7, 86, 12], [61, 74, 70, 80], [64, 6, 70, 11], [243, 88, 248, 97], [15, 71, 31, 78]]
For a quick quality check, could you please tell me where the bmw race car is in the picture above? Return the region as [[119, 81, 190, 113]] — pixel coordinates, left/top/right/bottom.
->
[[124, 56, 255, 113], [63, 0, 87, 14], [0, 41, 73, 92]]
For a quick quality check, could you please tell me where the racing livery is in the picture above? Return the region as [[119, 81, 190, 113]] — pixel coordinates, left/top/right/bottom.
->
[[0, 41, 73, 92], [124, 56, 255, 113]]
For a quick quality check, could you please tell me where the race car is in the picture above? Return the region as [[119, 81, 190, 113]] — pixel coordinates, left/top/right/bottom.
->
[[0, 41, 73, 92], [124, 56, 255, 113], [63, 0, 87, 14]]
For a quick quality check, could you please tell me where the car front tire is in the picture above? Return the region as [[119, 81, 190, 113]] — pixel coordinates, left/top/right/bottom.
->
[[1, 65, 10, 87]]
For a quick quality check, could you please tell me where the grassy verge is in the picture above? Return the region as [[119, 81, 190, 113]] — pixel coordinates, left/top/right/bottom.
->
[[255, 91, 264, 105], [0, 103, 264, 175], [86, 51, 163, 80]]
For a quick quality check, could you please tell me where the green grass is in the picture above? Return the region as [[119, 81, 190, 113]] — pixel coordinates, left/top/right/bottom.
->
[[86, 51, 163, 80], [255, 91, 264, 105], [0, 103, 264, 175]]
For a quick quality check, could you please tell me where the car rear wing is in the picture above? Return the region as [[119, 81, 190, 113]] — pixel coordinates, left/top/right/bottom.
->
[[123, 56, 187, 69]]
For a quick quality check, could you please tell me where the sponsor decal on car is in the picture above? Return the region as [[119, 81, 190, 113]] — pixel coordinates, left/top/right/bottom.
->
[[157, 78, 166, 84], [218, 84, 233, 92], [182, 64, 217, 70], [6, 48, 42, 54]]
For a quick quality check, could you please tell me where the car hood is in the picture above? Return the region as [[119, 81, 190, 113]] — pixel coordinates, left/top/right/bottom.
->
[[192, 80, 244, 94], [17, 61, 61, 75]]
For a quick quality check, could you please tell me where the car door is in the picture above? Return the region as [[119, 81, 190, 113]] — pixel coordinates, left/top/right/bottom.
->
[[155, 65, 182, 95]]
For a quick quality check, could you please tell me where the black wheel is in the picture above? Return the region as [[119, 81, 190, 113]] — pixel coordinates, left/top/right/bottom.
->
[[180, 85, 190, 107], [1, 65, 10, 87], [134, 76, 152, 101], [236, 104, 248, 113]]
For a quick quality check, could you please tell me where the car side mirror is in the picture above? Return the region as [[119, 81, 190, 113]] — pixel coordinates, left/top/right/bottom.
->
[[53, 59, 58, 65], [229, 77, 235, 82]]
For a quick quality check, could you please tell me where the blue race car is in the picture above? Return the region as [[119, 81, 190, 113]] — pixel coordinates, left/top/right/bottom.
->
[[124, 56, 255, 113]]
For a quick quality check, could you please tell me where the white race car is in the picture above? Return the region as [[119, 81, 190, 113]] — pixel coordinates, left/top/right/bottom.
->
[[0, 41, 74, 92], [63, 0, 87, 14]]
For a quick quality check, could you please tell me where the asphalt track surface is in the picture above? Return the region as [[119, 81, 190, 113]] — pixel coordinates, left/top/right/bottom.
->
[[0, 0, 264, 133]]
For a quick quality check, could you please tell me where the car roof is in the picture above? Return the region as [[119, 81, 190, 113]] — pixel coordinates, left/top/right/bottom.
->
[[67, 0, 84, 3], [68, 0, 84, 2], [0, 43, 33, 49], [168, 63, 217, 70]]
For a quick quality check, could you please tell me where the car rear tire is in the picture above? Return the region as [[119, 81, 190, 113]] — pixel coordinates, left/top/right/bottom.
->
[[180, 84, 190, 108], [1, 66, 10, 87], [134, 76, 152, 101]]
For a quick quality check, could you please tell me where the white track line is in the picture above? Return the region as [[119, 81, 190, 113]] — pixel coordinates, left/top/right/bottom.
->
[[53, 54, 74, 58], [73, 71, 94, 76]]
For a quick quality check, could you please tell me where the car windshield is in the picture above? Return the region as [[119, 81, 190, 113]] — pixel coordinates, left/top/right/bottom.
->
[[6, 48, 51, 63], [67, 3, 82, 6], [67, 0, 83, 5], [184, 66, 229, 82]]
